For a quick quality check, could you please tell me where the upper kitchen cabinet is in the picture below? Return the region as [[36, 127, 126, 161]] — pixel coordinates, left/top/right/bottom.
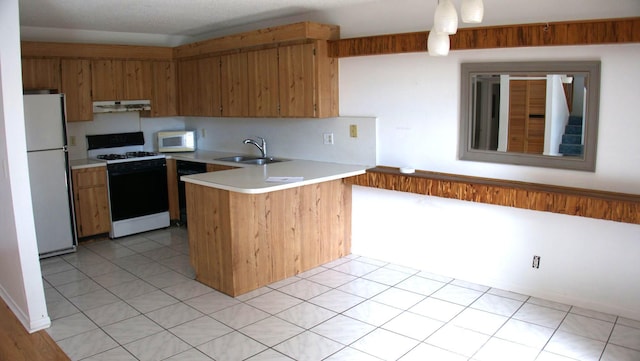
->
[[178, 57, 221, 117], [60, 59, 93, 122], [92, 59, 152, 101], [151, 61, 178, 117], [248, 48, 279, 117], [21, 58, 60, 91], [91, 59, 123, 101], [220, 52, 249, 117], [123, 60, 153, 100], [279, 41, 338, 118], [174, 22, 340, 118]]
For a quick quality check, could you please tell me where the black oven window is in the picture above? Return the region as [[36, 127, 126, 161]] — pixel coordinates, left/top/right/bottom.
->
[[108, 161, 169, 221]]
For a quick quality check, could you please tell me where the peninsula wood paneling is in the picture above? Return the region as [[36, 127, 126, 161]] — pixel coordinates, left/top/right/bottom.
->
[[329, 17, 640, 57], [346, 167, 640, 225], [185, 179, 351, 296]]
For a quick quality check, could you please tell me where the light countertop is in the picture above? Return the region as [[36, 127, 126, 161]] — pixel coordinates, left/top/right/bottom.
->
[[69, 158, 107, 169], [181, 159, 367, 194], [71, 150, 368, 193]]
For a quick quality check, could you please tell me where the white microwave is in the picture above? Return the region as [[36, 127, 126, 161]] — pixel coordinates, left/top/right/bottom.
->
[[157, 130, 196, 152]]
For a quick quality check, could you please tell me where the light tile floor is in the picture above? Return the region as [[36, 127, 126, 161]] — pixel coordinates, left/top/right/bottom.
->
[[40, 226, 640, 361]]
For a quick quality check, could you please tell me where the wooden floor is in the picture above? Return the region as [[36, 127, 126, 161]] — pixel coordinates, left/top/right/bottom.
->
[[0, 298, 69, 361]]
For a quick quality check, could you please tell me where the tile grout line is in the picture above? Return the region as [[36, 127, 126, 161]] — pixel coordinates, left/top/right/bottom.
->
[[42, 228, 640, 361]]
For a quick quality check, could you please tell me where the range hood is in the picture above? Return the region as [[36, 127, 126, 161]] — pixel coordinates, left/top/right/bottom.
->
[[93, 100, 151, 113]]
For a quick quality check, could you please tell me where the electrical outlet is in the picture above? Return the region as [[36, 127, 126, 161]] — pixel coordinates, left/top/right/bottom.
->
[[532, 255, 541, 269], [69, 136, 76, 146], [350, 124, 358, 138], [201, 128, 206, 138], [323, 133, 334, 145]]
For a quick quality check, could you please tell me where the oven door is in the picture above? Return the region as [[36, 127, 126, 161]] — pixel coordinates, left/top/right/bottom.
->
[[107, 159, 169, 221]]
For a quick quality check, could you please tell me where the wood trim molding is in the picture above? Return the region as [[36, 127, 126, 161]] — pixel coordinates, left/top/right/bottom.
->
[[20, 41, 173, 60], [346, 166, 640, 225], [22, 18, 639, 60], [174, 22, 340, 59], [329, 17, 640, 58]]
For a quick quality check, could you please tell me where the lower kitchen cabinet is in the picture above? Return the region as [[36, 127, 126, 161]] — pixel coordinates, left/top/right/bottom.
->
[[206, 164, 237, 172], [167, 160, 239, 223], [166, 159, 180, 221], [72, 167, 110, 237]]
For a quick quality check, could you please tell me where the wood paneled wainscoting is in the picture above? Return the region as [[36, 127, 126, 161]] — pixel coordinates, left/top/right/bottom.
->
[[346, 167, 640, 225]]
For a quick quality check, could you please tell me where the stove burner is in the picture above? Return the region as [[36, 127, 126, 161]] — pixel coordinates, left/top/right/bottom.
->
[[97, 151, 160, 161], [126, 151, 159, 158], [97, 154, 128, 161]]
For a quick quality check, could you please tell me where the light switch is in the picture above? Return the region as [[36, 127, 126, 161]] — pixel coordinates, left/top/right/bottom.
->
[[350, 124, 358, 138], [69, 136, 76, 146]]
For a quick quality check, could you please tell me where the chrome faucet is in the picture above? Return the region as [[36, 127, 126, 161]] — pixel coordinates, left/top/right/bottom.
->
[[243, 136, 267, 158]]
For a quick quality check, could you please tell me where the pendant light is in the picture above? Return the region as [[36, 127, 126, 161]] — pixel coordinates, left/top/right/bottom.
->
[[427, 29, 450, 56], [428, 0, 485, 56], [461, 0, 484, 23], [433, 0, 458, 34]]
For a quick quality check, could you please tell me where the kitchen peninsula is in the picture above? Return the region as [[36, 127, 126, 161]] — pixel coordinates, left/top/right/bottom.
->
[[181, 160, 366, 296]]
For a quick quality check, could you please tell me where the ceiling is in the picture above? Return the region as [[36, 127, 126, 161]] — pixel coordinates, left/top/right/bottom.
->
[[18, 0, 378, 37], [18, 0, 640, 47]]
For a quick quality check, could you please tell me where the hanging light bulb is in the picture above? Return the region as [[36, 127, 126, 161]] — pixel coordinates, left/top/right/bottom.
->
[[427, 29, 450, 56], [433, 0, 458, 34], [461, 0, 484, 23]]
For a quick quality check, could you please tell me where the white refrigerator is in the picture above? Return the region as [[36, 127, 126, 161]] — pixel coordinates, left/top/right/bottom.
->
[[24, 94, 77, 257]]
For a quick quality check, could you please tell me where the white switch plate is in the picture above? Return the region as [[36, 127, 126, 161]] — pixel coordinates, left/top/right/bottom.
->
[[323, 133, 334, 145]]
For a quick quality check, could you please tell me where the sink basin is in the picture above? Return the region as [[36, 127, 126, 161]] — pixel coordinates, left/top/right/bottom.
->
[[215, 155, 287, 165]]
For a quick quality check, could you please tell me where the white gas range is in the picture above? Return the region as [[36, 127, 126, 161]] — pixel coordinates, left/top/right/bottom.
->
[[87, 132, 170, 238]]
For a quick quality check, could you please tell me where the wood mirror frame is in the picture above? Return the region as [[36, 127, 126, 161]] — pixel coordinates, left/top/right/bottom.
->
[[459, 61, 601, 171]]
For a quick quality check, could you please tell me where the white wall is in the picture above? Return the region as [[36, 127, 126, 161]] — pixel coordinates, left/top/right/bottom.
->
[[185, 116, 377, 166], [341, 44, 640, 192], [0, 0, 50, 332], [342, 44, 640, 320], [66, 114, 184, 160]]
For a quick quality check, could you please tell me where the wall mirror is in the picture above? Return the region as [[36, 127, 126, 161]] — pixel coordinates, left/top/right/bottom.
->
[[459, 61, 601, 171]]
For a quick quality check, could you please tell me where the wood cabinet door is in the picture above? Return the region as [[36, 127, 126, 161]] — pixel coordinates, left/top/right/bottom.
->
[[199, 57, 222, 117], [60, 59, 93, 122], [177, 58, 199, 116], [123, 60, 152, 100], [248, 48, 279, 117], [91, 59, 124, 101], [279, 43, 316, 117], [206, 164, 238, 172], [178, 57, 221, 116], [151, 61, 178, 117], [221, 52, 249, 117], [21, 58, 60, 91], [166, 159, 180, 221], [73, 167, 110, 237]]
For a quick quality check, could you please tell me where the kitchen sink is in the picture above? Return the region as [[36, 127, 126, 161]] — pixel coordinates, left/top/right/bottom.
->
[[215, 155, 288, 165]]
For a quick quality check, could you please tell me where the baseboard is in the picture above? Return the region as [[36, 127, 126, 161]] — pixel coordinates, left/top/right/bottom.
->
[[0, 284, 50, 333]]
